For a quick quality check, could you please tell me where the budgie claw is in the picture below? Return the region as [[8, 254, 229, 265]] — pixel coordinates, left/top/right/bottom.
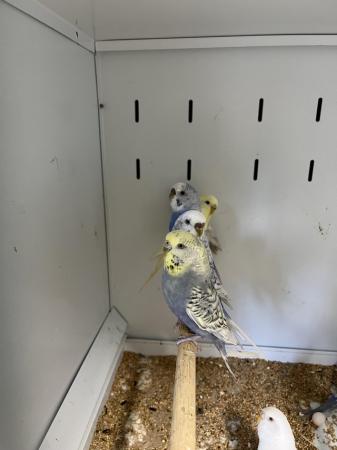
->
[[176, 335, 201, 346]]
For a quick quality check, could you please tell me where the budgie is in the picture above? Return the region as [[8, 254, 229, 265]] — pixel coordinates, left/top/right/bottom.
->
[[171, 209, 206, 238], [169, 186, 221, 253], [169, 182, 200, 231], [141, 184, 201, 290], [200, 194, 218, 228], [161, 230, 256, 376], [303, 394, 337, 416], [258, 407, 297, 450], [172, 210, 232, 309], [200, 194, 222, 254]]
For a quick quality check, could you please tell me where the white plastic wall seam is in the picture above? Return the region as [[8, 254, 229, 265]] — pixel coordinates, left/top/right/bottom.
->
[[4, 0, 95, 52], [96, 34, 337, 52], [39, 308, 127, 450], [125, 339, 337, 366]]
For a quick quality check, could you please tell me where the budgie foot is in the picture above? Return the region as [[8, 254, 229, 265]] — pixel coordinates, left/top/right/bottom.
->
[[176, 335, 201, 346]]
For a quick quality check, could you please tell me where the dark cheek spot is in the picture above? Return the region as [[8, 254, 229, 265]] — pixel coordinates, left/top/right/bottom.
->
[[170, 265, 174, 270]]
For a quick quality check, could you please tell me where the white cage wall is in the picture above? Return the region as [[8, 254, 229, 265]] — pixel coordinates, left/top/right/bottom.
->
[[97, 46, 337, 350], [1, 1, 337, 449]]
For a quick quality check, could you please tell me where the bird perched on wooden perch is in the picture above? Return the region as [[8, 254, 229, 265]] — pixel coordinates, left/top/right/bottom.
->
[[257, 406, 297, 450], [161, 230, 257, 376]]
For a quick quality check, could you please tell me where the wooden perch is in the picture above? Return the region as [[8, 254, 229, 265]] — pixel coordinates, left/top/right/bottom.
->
[[169, 323, 197, 450]]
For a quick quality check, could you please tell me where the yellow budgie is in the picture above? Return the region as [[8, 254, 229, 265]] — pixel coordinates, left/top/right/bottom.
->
[[200, 195, 222, 254]]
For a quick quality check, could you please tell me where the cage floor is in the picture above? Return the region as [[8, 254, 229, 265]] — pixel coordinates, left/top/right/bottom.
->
[[89, 352, 337, 450]]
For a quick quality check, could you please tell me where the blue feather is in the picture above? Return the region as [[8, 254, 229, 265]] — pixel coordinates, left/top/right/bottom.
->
[[169, 211, 181, 231]]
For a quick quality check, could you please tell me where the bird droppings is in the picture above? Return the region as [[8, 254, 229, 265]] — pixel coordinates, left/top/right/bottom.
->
[[227, 419, 241, 433], [312, 412, 326, 427], [89, 352, 336, 450], [125, 412, 147, 447], [318, 222, 331, 238], [314, 411, 337, 449], [49, 156, 60, 170], [136, 367, 152, 391], [228, 438, 238, 449]]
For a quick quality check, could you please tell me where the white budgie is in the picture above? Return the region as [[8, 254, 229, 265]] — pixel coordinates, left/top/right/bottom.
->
[[258, 406, 297, 450]]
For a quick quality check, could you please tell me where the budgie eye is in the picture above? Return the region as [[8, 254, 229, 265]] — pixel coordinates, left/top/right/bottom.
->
[[205, 200, 210, 205], [185, 219, 190, 225], [177, 243, 186, 249], [268, 417, 274, 421], [180, 191, 186, 196]]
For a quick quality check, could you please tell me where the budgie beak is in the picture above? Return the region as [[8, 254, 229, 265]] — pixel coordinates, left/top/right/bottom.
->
[[210, 205, 217, 214], [163, 241, 172, 253], [195, 222, 205, 237], [169, 188, 176, 199]]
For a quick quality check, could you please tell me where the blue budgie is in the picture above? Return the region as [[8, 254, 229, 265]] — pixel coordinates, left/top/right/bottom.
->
[[161, 230, 257, 376], [168, 182, 200, 231]]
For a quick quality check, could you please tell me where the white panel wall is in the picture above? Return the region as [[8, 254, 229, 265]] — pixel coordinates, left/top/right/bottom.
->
[[98, 46, 337, 351], [9, 0, 337, 42], [29, 0, 94, 37], [93, 0, 337, 40], [0, 3, 109, 450]]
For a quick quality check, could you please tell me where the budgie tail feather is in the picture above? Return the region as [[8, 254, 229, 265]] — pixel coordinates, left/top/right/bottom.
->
[[214, 340, 236, 379]]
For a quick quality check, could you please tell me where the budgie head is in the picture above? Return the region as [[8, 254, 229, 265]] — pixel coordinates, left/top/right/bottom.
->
[[258, 407, 296, 447], [163, 230, 209, 277], [172, 210, 206, 237], [200, 194, 219, 222], [169, 182, 199, 212]]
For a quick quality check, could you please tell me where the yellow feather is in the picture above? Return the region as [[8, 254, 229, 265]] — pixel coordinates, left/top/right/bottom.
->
[[163, 230, 209, 277], [200, 194, 219, 229]]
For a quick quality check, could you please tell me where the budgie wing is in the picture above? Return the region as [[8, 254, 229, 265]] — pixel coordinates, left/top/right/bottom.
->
[[186, 283, 238, 345], [209, 260, 233, 310], [206, 226, 222, 254]]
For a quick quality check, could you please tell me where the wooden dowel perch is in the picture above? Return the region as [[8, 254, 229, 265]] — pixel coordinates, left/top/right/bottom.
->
[[169, 323, 197, 450]]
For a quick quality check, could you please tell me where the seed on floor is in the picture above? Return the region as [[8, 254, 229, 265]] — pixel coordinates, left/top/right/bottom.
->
[[89, 352, 336, 450]]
